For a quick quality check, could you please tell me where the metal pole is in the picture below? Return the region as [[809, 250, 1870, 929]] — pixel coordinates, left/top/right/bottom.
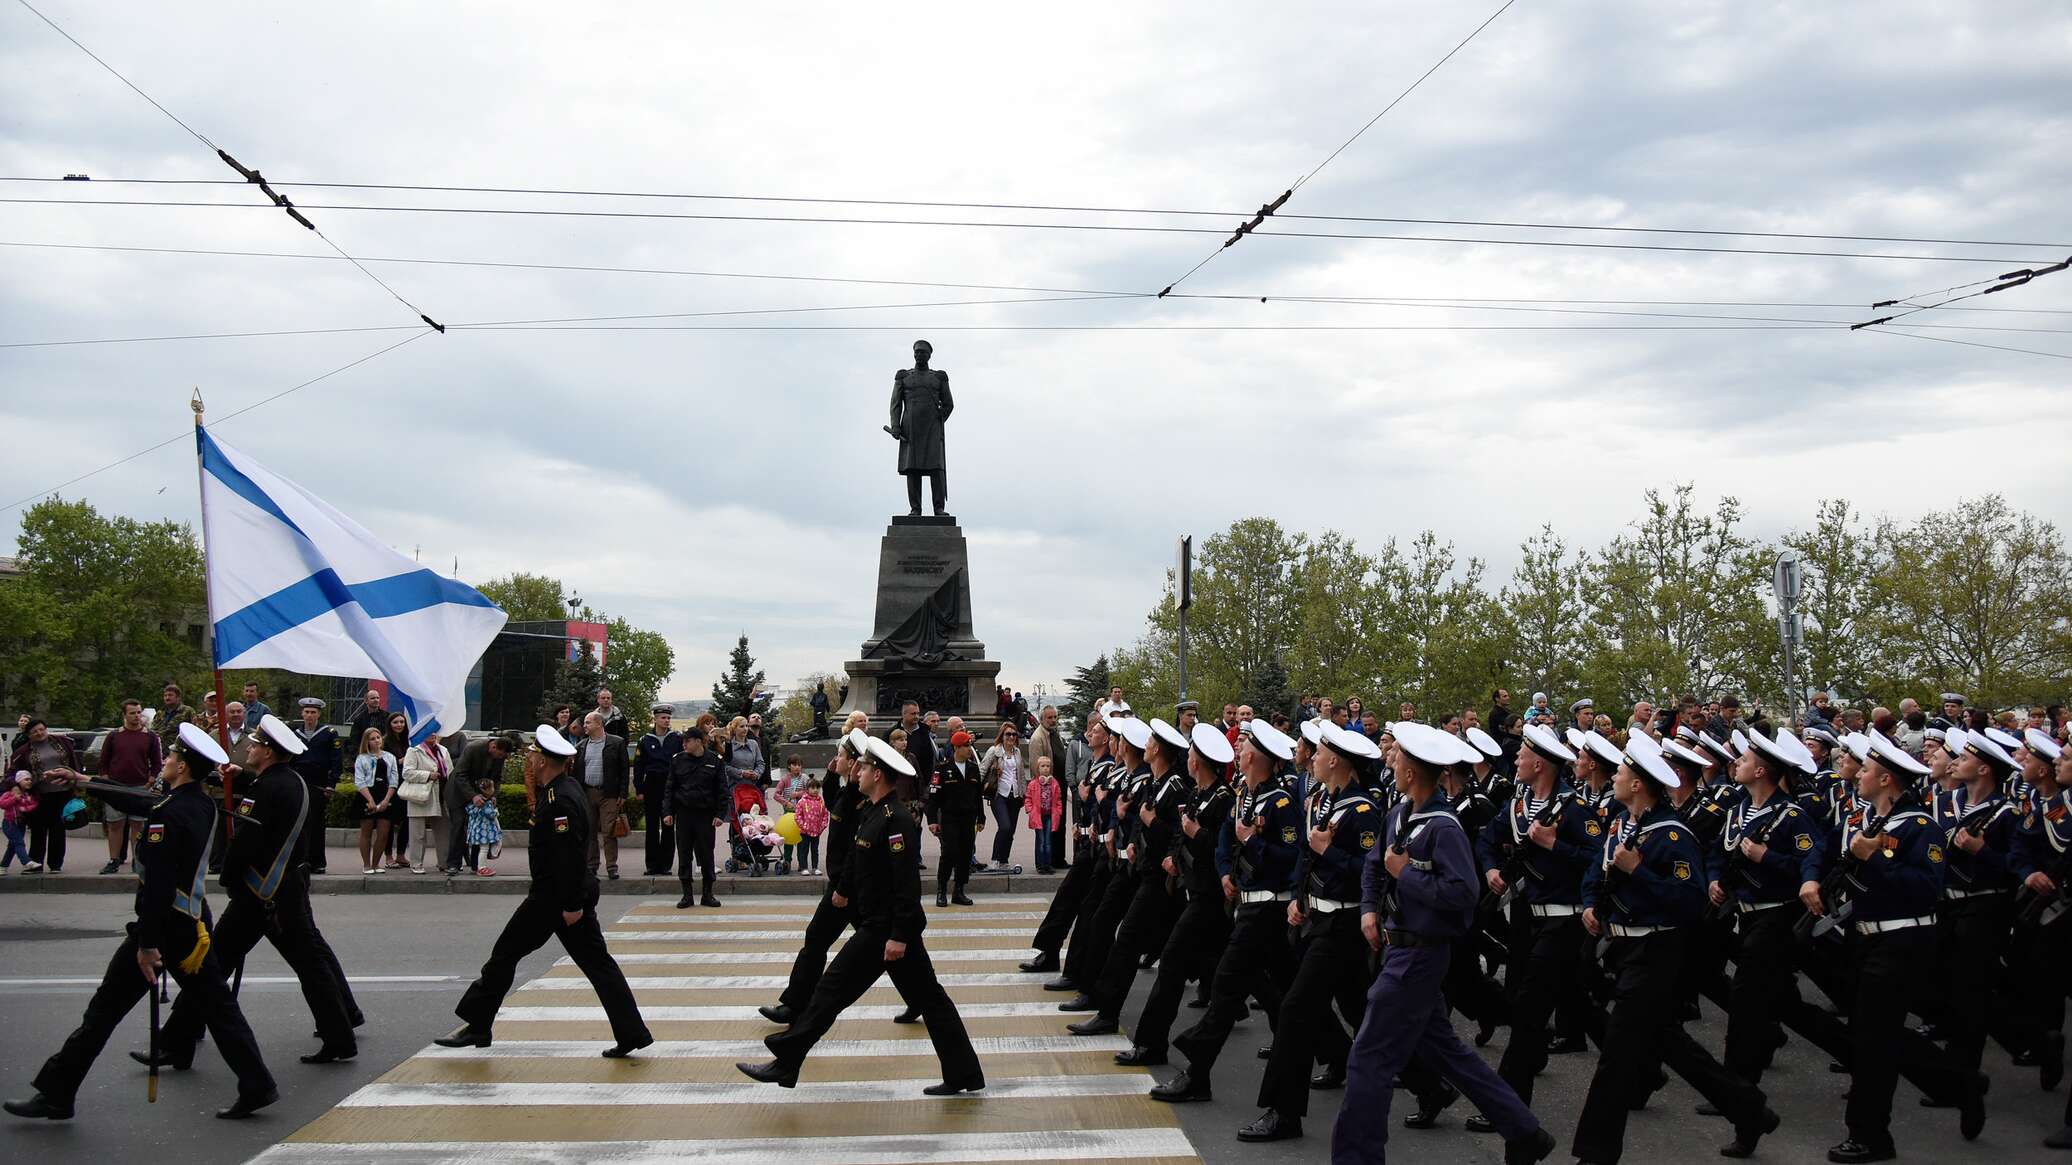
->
[[191, 392, 237, 835], [1177, 605, 1189, 702]]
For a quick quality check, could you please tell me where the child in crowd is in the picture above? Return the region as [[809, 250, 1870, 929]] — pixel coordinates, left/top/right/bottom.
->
[[1024, 756, 1063, 874], [1, 772, 37, 872], [793, 775, 828, 876], [772, 755, 808, 872], [466, 777, 502, 876]]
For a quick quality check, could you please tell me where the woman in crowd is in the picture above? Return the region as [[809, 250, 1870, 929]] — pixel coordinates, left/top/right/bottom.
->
[[724, 716, 766, 790], [381, 712, 412, 868], [401, 730, 453, 874], [8, 719, 80, 873], [353, 727, 397, 874], [980, 722, 1026, 871]]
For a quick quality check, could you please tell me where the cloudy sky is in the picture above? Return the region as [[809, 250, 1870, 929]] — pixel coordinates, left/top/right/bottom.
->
[[4, 1, 2069, 703]]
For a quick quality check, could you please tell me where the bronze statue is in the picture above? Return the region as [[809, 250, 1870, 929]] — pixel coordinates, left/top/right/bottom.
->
[[886, 340, 954, 516]]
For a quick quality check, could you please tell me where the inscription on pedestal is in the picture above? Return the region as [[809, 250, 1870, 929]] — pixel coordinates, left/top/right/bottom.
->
[[895, 554, 950, 577]]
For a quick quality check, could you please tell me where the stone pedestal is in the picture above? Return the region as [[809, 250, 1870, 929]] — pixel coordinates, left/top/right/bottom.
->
[[838, 515, 1002, 735]]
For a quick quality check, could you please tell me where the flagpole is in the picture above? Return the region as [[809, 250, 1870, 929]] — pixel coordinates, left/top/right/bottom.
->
[[191, 390, 236, 836]]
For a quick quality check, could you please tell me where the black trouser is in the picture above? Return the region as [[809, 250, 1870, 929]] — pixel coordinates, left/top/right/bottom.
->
[[1065, 861, 1138, 985], [1260, 907, 1370, 1118], [1939, 895, 2010, 1078], [779, 889, 855, 1011], [1723, 904, 1800, 1082], [456, 895, 650, 1046], [1029, 835, 1098, 957], [1130, 888, 1232, 1054], [1572, 929, 1766, 1164], [1444, 930, 1510, 1028], [938, 821, 975, 894], [1172, 899, 1294, 1085], [1497, 905, 1586, 1103], [34, 923, 274, 1104], [303, 783, 328, 871], [162, 890, 357, 1054], [988, 794, 1019, 865], [1845, 926, 1964, 1150], [25, 794, 67, 868], [676, 813, 717, 894], [643, 794, 674, 874], [904, 470, 947, 514], [766, 926, 980, 1083], [1090, 870, 1182, 1020]]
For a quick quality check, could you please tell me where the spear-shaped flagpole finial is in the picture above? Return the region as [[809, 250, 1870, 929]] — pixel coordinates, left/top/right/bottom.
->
[[191, 387, 205, 424]]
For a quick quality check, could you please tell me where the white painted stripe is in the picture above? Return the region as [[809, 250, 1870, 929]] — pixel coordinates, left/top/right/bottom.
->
[[409, 1034, 1131, 1059], [250, 1128, 1193, 1165], [339, 1074, 1148, 1108], [631, 896, 1056, 907], [606, 928, 1032, 940], [519, 972, 1042, 991], [0, 974, 465, 988], [613, 911, 1045, 924], [495, 1002, 1065, 1021], [552, 948, 1039, 966]]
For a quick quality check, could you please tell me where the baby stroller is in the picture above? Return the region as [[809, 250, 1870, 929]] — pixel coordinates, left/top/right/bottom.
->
[[725, 784, 777, 875]]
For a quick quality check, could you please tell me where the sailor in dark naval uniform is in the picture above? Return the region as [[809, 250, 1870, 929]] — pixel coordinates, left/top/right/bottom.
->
[[437, 724, 652, 1058], [888, 339, 954, 517], [6, 724, 278, 1121]]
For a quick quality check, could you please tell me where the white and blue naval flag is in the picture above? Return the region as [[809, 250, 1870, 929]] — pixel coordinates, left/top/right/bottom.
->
[[197, 428, 507, 742]]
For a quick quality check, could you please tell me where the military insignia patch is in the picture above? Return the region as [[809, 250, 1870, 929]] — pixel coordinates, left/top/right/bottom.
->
[[1672, 861, 1692, 880], [554, 816, 569, 833], [145, 825, 165, 845], [1881, 835, 1899, 852], [1282, 826, 1298, 843], [237, 798, 255, 816], [1668, 830, 1680, 841], [1356, 802, 1372, 813], [1795, 834, 1812, 851], [1585, 820, 1602, 837], [1359, 831, 1377, 850], [2027, 813, 2038, 828], [2050, 805, 2067, 823], [890, 834, 906, 853], [855, 836, 872, 849], [1927, 844, 1944, 864]]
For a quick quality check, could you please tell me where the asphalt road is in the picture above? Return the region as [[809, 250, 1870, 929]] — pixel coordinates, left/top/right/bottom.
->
[[0, 892, 2063, 1163]]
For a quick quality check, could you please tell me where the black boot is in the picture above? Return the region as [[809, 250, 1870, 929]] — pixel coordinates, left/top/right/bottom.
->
[[1826, 1139, 1895, 1163], [299, 1042, 358, 1064], [952, 886, 974, 906], [433, 1025, 492, 1049], [1068, 1015, 1119, 1035], [3, 1094, 74, 1121], [1149, 1071, 1211, 1103], [937, 890, 949, 908], [892, 1006, 922, 1025], [675, 894, 695, 909]]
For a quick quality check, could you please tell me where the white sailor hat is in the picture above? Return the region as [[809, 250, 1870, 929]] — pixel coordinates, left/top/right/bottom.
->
[[254, 713, 306, 756], [534, 723, 577, 758], [1576, 730, 1624, 771], [1944, 726, 1969, 758], [1149, 717, 1189, 754], [2025, 727, 2063, 762], [297, 697, 326, 710], [1465, 726, 1501, 759], [1570, 697, 1595, 714], [1242, 718, 1296, 763], [1696, 733, 1735, 765], [1939, 692, 1966, 706], [846, 728, 875, 756], [1563, 727, 1590, 754], [1964, 728, 2017, 774], [1983, 726, 2023, 754], [1839, 732, 1870, 763], [1747, 728, 1816, 775], [1522, 722, 1576, 764], [1190, 721, 1235, 765], [1112, 716, 1155, 751], [1729, 728, 1750, 757], [1622, 731, 1682, 789], [1868, 728, 1932, 778], [859, 732, 917, 777], [1663, 738, 1713, 770], [1299, 718, 1325, 746], [1392, 721, 1468, 770], [1674, 724, 1700, 745], [1320, 720, 1383, 763], [175, 722, 229, 767], [1923, 726, 1948, 744]]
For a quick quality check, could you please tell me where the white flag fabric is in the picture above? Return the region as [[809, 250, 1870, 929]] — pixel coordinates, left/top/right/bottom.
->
[[197, 427, 507, 742]]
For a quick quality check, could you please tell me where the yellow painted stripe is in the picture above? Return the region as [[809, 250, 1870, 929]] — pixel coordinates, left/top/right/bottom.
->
[[516, 985, 1059, 1006], [491, 1016, 1109, 1041], [378, 1051, 1146, 1085]]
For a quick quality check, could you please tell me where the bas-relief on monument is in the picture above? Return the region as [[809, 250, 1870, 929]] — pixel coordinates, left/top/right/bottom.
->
[[838, 341, 1003, 732]]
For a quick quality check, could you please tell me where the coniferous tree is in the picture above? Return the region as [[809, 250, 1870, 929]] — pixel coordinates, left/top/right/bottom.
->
[[711, 634, 776, 723], [1059, 654, 1112, 730], [540, 639, 605, 724]]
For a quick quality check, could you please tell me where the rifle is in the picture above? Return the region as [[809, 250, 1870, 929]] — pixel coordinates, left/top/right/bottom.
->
[[2015, 837, 2072, 928], [147, 963, 166, 1103], [1592, 823, 1643, 959], [1480, 792, 1565, 921], [1797, 801, 1901, 942], [1706, 802, 1789, 923]]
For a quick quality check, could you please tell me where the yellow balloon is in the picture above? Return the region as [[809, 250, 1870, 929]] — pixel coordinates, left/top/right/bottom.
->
[[775, 812, 802, 845]]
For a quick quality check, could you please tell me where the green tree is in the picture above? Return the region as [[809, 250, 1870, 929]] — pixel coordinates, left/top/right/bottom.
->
[[1372, 532, 1507, 718], [1868, 495, 2072, 707], [1243, 652, 1296, 719], [477, 572, 572, 621], [711, 634, 776, 723], [1780, 499, 1893, 702], [1, 498, 209, 725], [1058, 654, 1112, 730], [540, 640, 604, 724], [1500, 525, 1585, 701], [601, 617, 675, 730]]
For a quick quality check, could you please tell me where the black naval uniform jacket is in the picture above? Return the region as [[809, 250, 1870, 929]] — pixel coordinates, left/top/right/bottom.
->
[[123, 781, 216, 950], [531, 772, 600, 913], [222, 761, 312, 903], [850, 795, 928, 944]]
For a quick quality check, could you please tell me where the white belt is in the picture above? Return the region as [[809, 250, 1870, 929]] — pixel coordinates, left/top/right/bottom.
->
[[1943, 887, 2008, 900], [1239, 889, 1293, 904], [1607, 923, 1675, 938], [1737, 900, 1792, 914], [1854, 914, 1935, 935], [1528, 903, 1582, 918], [1309, 897, 1356, 913]]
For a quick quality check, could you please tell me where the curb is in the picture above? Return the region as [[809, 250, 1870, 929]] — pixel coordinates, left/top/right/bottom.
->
[[0, 871, 1066, 897]]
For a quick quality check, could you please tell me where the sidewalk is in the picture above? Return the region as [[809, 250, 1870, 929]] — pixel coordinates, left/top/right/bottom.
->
[[0, 817, 1067, 897]]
